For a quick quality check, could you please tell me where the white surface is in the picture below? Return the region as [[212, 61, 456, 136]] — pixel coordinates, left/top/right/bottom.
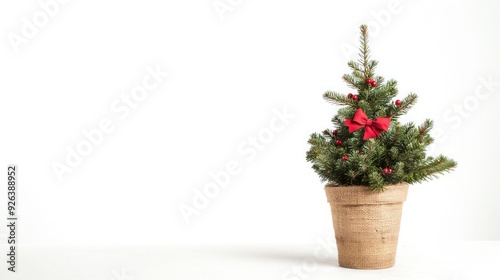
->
[[0, 0, 499, 247], [1, 241, 500, 280]]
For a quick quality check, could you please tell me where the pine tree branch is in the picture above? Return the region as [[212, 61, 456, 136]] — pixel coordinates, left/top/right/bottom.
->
[[368, 170, 385, 190], [408, 155, 457, 182], [323, 91, 355, 106], [352, 70, 364, 81], [342, 74, 359, 89], [347, 61, 363, 73], [368, 60, 378, 72], [331, 115, 345, 127], [307, 133, 330, 150], [417, 119, 433, 142], [389, 93, 418, 119], [359, 24, 370, 78], [367, 81, 397, 110], [391, 124, 401, 146]]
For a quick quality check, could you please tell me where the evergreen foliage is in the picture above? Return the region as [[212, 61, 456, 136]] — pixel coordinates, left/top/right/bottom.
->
[[306, 25, 456, 190]]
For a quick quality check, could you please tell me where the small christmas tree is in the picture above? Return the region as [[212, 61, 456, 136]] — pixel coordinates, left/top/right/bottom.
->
[[306, 25, 457, 190]]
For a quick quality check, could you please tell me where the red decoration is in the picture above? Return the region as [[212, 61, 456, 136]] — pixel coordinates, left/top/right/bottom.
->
[[333, 129, 338, 136], [365, 78, 377, 87], [342, 155, 348, 161], [388, 168, 393, 174], [352, 95, 359, 101], [395, 100, 401, 106], [347, 93, 353, 99], [335, 139, 342, 146], [382, 168, 389, 174], [344, 109, 391, 140]]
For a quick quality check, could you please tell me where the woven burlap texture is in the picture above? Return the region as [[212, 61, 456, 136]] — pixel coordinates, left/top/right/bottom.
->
[[325, 183, 409, 269]]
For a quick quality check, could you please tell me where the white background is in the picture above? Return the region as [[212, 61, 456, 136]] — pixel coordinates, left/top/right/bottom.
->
[[0, 0, 499, 250]]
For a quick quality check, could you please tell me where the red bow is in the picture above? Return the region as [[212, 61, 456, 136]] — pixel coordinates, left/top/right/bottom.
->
[[344, 109, 391, 140]]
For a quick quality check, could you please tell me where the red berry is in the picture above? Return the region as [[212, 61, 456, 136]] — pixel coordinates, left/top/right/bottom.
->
[[365, 78, 374, 84], [382, 168, 389, 174], [342, 155, 348, 161], [371, 80, 377, 87], [335, 140, 342, 146], [352, 95, 359, 101], [395, 100, 401, 106], [388, 168, 393, 174], [347, 93, 353, 99], [333, 129, 338, 136]]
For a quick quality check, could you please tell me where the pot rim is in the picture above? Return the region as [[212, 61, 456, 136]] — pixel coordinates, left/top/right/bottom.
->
[[325, 183, 409, 205]]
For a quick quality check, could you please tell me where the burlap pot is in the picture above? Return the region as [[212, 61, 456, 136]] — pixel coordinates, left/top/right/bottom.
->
[[325, 183, 409, 269]]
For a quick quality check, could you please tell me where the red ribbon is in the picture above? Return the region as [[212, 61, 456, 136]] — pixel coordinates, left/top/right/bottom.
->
[[344, 109, 391, 140]]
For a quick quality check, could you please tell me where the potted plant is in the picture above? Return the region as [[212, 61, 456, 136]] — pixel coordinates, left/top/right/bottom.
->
[[306, 25, 457, 269]]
